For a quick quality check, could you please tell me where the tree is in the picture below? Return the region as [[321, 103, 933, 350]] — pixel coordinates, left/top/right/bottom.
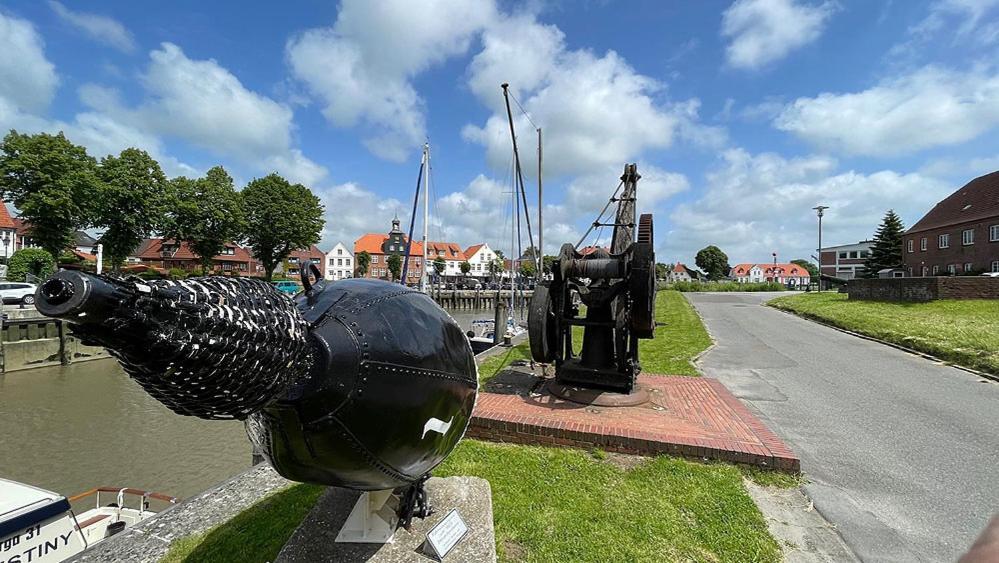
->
[[387, 253, 402, 281], [95, 148, 169, 271], [655, 262, 669, 280], [433, 256, 446, 278], [487, 257, 504, 281], [862, 210, 906, 277], [356, 251, 371, 277], [460, 261, 471, 276], [0, 131, 98, 259], [242, 173, 324, 281], [7, 248, 55, 282], [695, 245, 730, 280], [519, 260, 536, 279], [164, 166, 245, 272], [791, 259, 818, 278]]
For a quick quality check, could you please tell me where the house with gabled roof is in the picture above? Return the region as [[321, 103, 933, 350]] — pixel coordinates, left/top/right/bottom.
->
[[730, 262, 810, 286], [903, 170, 999, 276]]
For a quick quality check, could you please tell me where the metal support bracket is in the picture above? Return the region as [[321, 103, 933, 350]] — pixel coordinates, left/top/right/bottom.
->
[[335, 489, 399, 544]]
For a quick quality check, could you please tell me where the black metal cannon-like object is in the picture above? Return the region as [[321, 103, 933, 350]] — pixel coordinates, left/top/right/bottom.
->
[[35, 266, 477, 524], [528, 163, 657, 395]]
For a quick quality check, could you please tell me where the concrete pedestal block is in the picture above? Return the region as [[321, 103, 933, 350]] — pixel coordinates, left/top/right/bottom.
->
[[277, 476, 496, 562]]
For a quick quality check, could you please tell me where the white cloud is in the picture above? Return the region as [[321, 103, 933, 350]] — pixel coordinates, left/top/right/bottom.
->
[[287, 0, 497, 162], [0, 12, 58, 114], [662, 148, 951, 266], [774, 65, 999, 156], [721, 0, 837, 70], [462, 11, 713, 179], [315, 182, 404, 249], [85, 43, 327, 185], [48, 1, 136, 53]]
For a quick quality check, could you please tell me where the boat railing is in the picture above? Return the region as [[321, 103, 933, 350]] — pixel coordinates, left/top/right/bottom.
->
[[68, 487, 179, 518]]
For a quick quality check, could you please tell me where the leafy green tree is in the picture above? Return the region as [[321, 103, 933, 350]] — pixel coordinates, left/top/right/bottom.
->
[[862, 210, 906, 278], [519, 260, 536, 279], [95, 148, 169, 271], [0, 131, 98, 258], [655, 262, 669, 280], [487, 257, 504, 281], [356, 251, 371, 277], [387, 253, 402, 281], [433, 256, 446, 278], [164, 166, 245, 272], [7, 248, 55, 282], [460, 261, 471, 276], [241, 174, 324, 281], [791, 259, 818, 278], [695, 245, 730, 280]]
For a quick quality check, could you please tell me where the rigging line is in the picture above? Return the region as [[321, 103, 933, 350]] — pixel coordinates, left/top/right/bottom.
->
[[401, 154, 426, 285], [575, 180, 624, 249], [508, 90, 538, 130]]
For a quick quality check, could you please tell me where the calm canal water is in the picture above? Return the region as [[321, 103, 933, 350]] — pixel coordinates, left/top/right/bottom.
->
[[0, 308, 514, 502]]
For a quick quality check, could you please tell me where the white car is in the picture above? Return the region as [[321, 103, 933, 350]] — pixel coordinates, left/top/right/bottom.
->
[[982, 272, 999, 278], [0, 282, 37, 305]]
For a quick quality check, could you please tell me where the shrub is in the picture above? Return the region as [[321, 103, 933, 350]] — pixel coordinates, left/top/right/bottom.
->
[[168, 268, 187, 279], [7, 248, 55, 282], [668, 280, 786, 292]]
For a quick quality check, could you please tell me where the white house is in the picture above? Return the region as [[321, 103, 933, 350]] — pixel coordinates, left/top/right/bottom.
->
[[730, 262, 811, 286], [667, 263, 693, 283], [325, 242, 354, 280], [463, 243, 498, 279]]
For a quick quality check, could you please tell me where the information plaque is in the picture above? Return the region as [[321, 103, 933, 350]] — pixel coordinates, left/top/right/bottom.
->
[[423, 509, 468, 560]]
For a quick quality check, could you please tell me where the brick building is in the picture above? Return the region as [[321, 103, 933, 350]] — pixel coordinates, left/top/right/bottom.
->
[[903, 171, 999, 276], [819, 241, 872, 279], [354, 217, 426, 284], [133, 238, 254, 274]]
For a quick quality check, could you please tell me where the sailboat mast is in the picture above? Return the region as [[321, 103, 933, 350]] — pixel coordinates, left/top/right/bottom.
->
[[537, 127, 543, 282], [500, 83, 540, 280], [421, 142, 430, 293]]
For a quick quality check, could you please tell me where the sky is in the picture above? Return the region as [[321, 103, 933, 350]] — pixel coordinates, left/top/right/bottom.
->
[[1, 0, 997, 266]]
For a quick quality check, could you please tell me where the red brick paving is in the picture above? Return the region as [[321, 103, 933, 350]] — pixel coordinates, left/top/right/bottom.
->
[[469, 374, 800, 472]]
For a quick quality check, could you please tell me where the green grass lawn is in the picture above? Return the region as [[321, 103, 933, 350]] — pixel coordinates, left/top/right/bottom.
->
[[478, 290, 711, 386], [769, 292, 999, 375], [162, 441, 783, 563]]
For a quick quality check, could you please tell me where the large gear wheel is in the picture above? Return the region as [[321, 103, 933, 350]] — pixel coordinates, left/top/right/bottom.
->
[[528, 284, 558, 363], [630, 214, 657, 338]]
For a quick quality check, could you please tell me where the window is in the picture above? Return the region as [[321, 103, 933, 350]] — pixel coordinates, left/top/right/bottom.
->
[[337, 259, 343, 266], [346, 259, 351, 266], [288, 257, 299, 264], [849, 251, 859, 258], [962, 229, 974, 245], [337, 248, 343, 255], [991, 225, 999, 242], [389, 244, 395, 251], [938, 234, 950, 248], [920, 238, 927, 251], [993, 261, 999, 273], [933, 265, 939, 275], [838, 251, 847, 259], [860, 250, 870, 258], [329, 258, 335, 267], [372, 255, 378, 263], [964, 263, 973, 272], [907, 240, 913, 253], [947, 264, 956, 274]]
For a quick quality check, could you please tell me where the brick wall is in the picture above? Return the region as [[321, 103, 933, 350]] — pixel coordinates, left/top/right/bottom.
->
[[847, 277, 999, 301]]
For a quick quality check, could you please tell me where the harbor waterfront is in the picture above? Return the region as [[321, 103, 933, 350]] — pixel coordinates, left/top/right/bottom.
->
[[0, 308, 505, 502]]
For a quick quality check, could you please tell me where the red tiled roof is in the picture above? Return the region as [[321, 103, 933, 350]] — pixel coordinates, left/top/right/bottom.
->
[[287, 244, 325, 261], [730, 263, 810, 277], [0, 203, 15, 229], [464, 244, 485, 258], [353, 233, 427, 256], [673, 263, 688, 274], [425, 242, 466, 261], [907, 170, 999, 233], [135, 238, 252, 262]]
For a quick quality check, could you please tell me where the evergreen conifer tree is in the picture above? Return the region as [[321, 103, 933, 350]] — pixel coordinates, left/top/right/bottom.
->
[[862, 210, 906, 277]]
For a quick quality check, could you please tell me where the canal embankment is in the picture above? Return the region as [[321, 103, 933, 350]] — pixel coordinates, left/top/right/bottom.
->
[[1, 304, 108, 372]]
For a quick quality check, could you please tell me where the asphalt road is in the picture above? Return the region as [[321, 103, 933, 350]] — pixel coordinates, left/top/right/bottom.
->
[[686, 292, 999, 563]]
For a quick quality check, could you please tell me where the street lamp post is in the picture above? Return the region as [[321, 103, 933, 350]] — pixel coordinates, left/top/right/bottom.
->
[[813, 205, 829, 291]]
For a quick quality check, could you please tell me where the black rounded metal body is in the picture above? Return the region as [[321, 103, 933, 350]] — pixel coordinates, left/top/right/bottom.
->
[[35, 271, 477, 492], [252, 278, 478, 490]]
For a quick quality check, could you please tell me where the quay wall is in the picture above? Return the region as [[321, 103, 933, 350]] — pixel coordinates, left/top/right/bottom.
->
[[1, 306, 109, 373], [846, 277, 999, 302], [430, 289, 533, 310]]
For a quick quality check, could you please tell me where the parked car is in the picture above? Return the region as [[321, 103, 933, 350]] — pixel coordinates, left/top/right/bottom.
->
[[0, 282, 37, 305], [272, 280, 301, 295], [981, 272, 999, 278]]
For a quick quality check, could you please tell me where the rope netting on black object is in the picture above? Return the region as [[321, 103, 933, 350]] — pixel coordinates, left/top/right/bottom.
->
[[69, 276, 312, 420]]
